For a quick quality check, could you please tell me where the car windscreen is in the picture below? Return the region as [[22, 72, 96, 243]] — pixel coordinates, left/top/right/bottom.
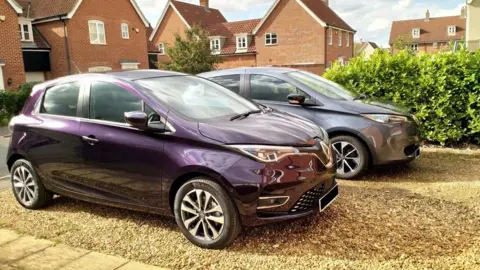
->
[[286, 71, 355, 101], [135, 76, 261, 121]]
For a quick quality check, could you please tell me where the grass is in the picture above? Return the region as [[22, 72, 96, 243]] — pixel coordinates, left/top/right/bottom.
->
[[0, 150, 479, 269]]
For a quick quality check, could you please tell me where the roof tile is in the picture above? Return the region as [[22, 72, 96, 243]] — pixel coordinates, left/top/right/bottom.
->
[[206, 19, 260, 55], [18, 0, 78, 19], [389, 16, 466, 44], [300, 0, 354, 31], [172, 0, 226, 28]]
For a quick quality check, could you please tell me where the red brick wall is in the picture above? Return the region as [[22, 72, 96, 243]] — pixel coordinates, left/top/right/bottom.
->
[[36, 0, 148, 78], [255, 0, 326, 67], [151, 6, 188, 65], [325, 28, 354, 68], [217, 54, 256, 69], [0, 1, 25, 89]]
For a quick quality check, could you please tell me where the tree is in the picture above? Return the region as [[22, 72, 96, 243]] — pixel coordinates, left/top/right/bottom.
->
[[392, 34, 415, 53], [159, 25, 222, 74]]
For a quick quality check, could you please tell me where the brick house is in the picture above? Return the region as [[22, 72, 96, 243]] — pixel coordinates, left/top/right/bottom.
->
[[389, 9, 467, 54], [0, 0, 25, 90], [149, 0, 355, 74], [17, 0, 150, 81]]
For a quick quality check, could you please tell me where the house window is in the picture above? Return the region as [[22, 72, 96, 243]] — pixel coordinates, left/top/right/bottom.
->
[[210, 39, 220, 51], [121, 23, 129, 39], [412, 28, 420, 38], [328, 61, 333, 68], [237, 36, 247, 49], [158, 43, 165, 55], [338, 31, 342, 46], [346, 33, 350, 47], [328, 28, 333, 45], [411, 44, 418, 51], [19, 21, 33, 42], [88, 20, 106, 45], [265, 33, 278, 46], [448, 26, 456, 36], [433, 42, 438, 48]]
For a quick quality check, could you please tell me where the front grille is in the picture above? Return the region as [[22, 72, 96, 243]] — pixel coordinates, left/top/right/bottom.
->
[[290, 184, 325, 213]]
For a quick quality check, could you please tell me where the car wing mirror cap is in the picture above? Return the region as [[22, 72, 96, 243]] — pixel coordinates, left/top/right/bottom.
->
[[287, 94, 306, 105], [124, 111, 148, 129]]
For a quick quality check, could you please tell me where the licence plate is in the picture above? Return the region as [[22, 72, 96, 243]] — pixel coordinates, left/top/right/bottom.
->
[[319, 185, 339, 212]]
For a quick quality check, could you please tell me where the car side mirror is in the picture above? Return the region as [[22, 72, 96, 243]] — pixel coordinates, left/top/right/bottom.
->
[[288, 94, 306, 105], [124, 111, 148, 129]]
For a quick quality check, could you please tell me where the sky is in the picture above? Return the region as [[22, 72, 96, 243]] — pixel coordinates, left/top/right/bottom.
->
[[136, 0, 466, 47]]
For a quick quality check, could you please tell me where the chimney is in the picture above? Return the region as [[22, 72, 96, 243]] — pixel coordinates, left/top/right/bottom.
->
[[425, 10, 430, 21], [199, 0, 209, 7], [460, 6, 467, 19], [321, 0, 329, 6]]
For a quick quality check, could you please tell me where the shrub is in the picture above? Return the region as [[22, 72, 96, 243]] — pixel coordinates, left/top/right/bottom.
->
[[0, 82, 36, 126], [324, 49, 480, 145]]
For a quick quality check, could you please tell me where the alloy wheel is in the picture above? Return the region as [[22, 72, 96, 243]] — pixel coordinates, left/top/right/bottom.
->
[[12, 165, 38, 206], [333, 141, 361, 175], [180, 189, 225, 241]]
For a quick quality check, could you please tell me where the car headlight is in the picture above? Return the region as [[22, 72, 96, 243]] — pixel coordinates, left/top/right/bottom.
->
[[362, 114, 408, 124], [227, 145, 299, 163]]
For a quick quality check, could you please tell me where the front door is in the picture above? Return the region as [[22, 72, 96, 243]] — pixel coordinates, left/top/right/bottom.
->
[[79, 80, 167, 209], [246, 74, 316, 121]]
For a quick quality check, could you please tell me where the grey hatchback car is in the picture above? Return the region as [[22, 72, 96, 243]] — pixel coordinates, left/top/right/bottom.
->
[[200, 67, 421, 179]]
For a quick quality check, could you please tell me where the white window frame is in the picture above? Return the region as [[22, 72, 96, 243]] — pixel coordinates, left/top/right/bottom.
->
[[338, 31, 342, 46], [236, 36, 247, 50], [88, 66, 112, 73], [88, 20, 106, 45], [412, 28, 420, 38], [448, 25, 456, 36], [121, 23, 129, 39], [411, 43, 418, 51], [158, 43, 165, 55], [328, 28, 333, 45], [0, 63, 5, 90], [19, 20, 33, 42], [265, 33, 278, 46], [433, 42, 438, 48], [121, 62, 139, 70], [346, 32, 350, 47], [328, 61, 333, 68], [210, 39, 220, 51]]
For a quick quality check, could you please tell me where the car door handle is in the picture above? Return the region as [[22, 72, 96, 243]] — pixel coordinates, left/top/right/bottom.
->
[[82, 135, 99, 146]]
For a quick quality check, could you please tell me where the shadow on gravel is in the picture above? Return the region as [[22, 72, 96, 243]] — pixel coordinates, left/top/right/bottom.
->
[[232, 185, 480, 261]]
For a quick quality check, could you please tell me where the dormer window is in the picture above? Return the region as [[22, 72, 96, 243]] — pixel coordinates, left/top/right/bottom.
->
[[448, 26, 456, 36], [236, 36, 247, 49], [19, 19, 33, 42], [412, 28, 420, 38], [158, 43, 165, 55], [210, 39, 220, 51]]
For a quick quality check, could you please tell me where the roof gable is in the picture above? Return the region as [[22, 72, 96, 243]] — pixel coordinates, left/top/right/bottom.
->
[[7, 0, 23, 14], [389, 16, 466, 44], [22, 0, 149, 26], [150, 0, 226, 41], [253, 0, 354, 34]]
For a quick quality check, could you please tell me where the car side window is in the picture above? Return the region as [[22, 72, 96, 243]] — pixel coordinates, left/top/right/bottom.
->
[[209, 75, 241, 94], [41, 82, 81, 117], [89, 81, 142, 123], [250, 74, 310, 102]]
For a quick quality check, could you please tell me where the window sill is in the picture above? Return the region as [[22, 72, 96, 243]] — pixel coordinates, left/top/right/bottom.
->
[[265, 44, 278, 46], [90, 43, 108, 46]]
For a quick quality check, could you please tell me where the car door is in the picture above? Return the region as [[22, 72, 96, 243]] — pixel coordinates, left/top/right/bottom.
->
[[245, 74, 316, 121], [28, 81, 88, 194], [79, 80, 168, 209]]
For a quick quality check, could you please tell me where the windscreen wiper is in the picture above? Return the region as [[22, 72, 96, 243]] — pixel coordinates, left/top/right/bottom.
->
[[230, 110, 263, 121]]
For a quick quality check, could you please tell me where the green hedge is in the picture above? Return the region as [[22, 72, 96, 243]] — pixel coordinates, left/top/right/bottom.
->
[[324, 49, 480, 145], [0, 82, 36, 126]]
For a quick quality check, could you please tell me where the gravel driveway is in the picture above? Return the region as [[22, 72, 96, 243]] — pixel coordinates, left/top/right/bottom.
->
[[0, 150, 479, 270]]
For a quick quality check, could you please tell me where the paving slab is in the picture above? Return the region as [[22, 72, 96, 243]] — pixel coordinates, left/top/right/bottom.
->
[[12, 244, 90, 270], [117, 261, 169, 270], [0, 229, 20, 246], [0, 236, 53, 264], [59, 252, 129, 270]]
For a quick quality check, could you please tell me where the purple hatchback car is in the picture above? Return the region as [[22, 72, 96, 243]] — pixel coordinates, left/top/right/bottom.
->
[[7, 70, 337, 249]]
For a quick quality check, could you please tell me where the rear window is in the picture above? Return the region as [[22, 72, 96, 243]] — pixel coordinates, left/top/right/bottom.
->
[[41, 82, 81, 117]]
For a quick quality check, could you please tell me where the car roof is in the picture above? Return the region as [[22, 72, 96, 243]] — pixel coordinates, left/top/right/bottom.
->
[[107, 70, 187, 81], [199, 67, 299, 77]]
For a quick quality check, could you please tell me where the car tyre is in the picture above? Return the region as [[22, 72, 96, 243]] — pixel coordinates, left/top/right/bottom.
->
[[11, 159, 53, 209], [174, 177, 242, 249], [331, 135, 369, 180]]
